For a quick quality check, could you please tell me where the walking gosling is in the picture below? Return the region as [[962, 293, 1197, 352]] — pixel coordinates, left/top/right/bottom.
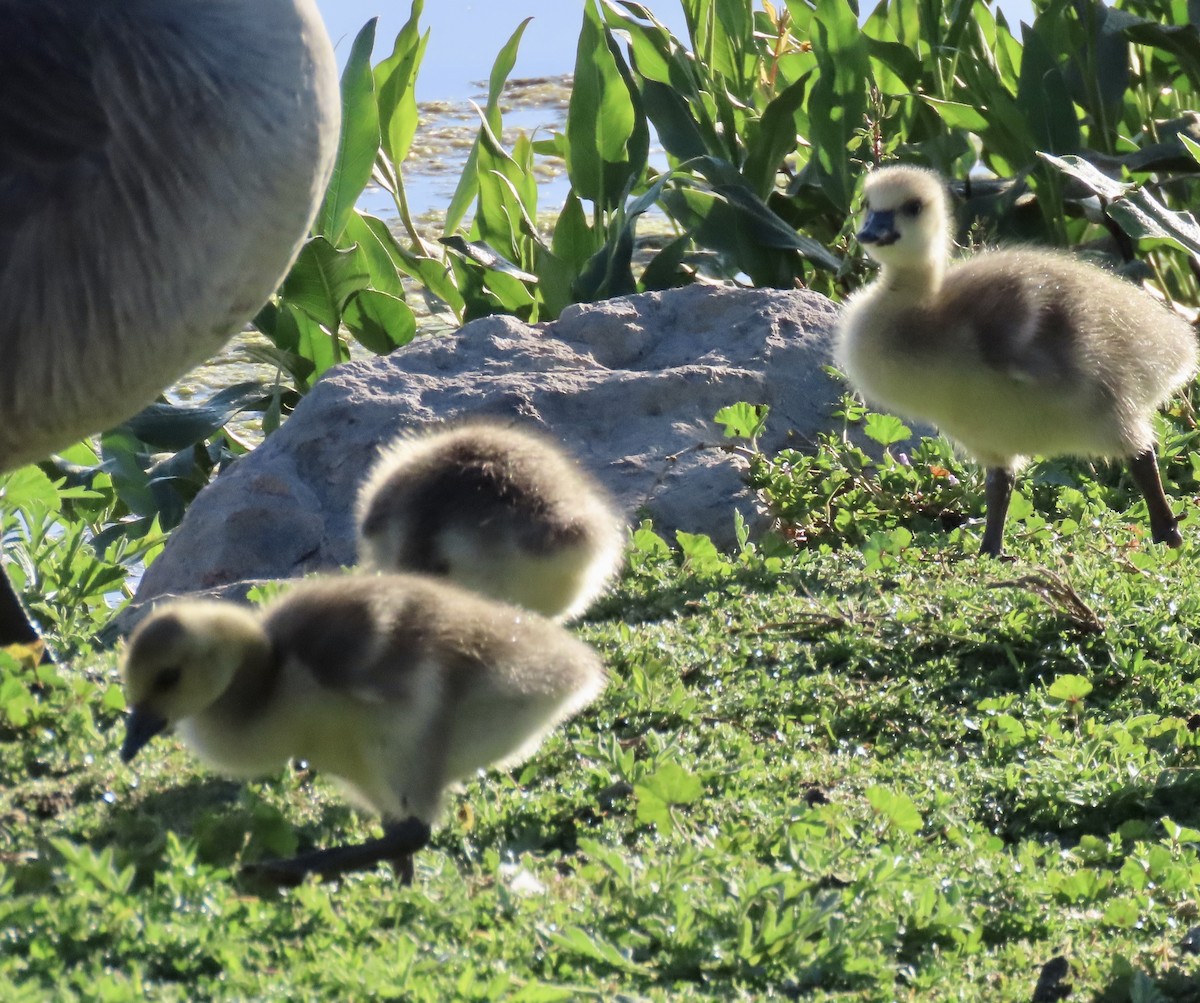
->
[[835, 165, 1198, 556], [119, 574, 605, 884], [0, 0, 340, 644], [356, 423, 626, 620]]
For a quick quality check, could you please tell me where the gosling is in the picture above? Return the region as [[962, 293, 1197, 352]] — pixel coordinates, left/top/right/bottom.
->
[[119, 574, 606, 884], [356, 422, 626, 621], [834, 165, 1198, 556], [0, 0, 340, 644]]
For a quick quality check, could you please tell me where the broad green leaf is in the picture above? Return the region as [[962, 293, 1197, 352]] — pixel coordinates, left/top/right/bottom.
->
[[1047, 673, 1093, 703], [444, 18, 532, 234], [635, 761, 704, 833], [863, 412, 911, 446], [280, 237, 372, 331], [119, 383, 279, 451], [743, 74, 809, 200], [542, 925, 649, 973], [567, 0, 648, 210], [714, 402, 770, 440], [343, 290, 417, 355], [341, 213, 406, 297], [0, 467, 61, 512], [374, 0, 429, 165], [865, 785, 923, 835], [1018, 21, 1081, 156], [315, 19, 380, 243], [439, 236, 538, 283], [922, 97, 990, 133]]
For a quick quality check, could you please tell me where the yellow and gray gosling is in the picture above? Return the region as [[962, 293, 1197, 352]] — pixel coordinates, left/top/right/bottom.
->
[[356, 422, 626, 621], [0, 0, 340, 644], [120, 574, 606, 885], [835, 164, 1198, 556]]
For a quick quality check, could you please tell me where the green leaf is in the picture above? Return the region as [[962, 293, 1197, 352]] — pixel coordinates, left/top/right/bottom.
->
[[118, 383, 279, 451], [1047, 674, 1093, 703], [343, 290, 417, 355], [0, 467, 62, 512], [865, 785, 923, 835], [635, 761, 704, 833], [341, 213, 406, 297], [444, 18, 532, 234], [922, 97, 990, 133], [1018, 20, 1081, 156], [863, 413, 911, 447], [675, 531, 729, 576], [743, 74, 809, 200], [439, 236, 538, 284], [542, 925, 649, 973], [374, 1, 429, 166], [567, 0, 648, 210], [280, 237, 372, 331], [315, 19, 380, 243], [714, 402, 770, 441]]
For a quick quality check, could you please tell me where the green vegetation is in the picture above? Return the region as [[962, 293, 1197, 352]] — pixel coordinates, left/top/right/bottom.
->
[[6, 419, 1200, 998], [5, 0, 1200, 998]]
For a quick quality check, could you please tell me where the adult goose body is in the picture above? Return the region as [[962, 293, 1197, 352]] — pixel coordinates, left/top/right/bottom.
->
[[835, 165, 1197, 556], [120, 574, 607, 883], [0, 0, 341, 641]]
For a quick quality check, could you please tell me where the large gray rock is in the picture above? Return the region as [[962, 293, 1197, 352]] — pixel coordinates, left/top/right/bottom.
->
[[134, 284, 841, 605]]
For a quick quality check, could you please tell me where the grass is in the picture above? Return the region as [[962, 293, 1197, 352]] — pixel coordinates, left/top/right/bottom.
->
[[4, 420, 1200, 1000]]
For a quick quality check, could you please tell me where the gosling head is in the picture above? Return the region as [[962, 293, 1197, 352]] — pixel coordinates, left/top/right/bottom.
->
[[857, 165, 952, 277], [120, 601, 267, 763]]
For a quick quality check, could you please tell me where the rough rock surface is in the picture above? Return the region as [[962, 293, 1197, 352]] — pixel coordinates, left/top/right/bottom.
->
[[133, 284, 842, 607]]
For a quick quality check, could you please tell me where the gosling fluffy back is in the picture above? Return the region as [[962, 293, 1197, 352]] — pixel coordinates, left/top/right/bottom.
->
[[835, 165, 1198, 469], [356, 423, 626, 620]]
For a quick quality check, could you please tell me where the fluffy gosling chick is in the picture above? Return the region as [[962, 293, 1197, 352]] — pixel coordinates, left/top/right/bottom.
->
[[356, 422, 626, 621], [120, 574, 606, 884], [835, 165, 1198, 556]]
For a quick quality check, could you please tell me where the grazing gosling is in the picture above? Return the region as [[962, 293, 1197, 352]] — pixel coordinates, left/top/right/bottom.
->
[[356, 422, 626, 621], [0, 0, 340, 645], [835, 165, 1198, 556], [120, 574, 606, 884]]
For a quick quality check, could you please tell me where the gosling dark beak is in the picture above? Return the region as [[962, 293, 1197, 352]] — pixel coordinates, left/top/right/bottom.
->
[[121, 706, 169, 763], [857, 209, 898, 247]]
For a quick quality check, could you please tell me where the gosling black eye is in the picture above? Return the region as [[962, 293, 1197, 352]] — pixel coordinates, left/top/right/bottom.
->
[[900, 199, 923, 218], [154, 666, 182, 692]]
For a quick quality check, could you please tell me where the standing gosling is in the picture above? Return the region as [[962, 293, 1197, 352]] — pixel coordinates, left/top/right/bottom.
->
[[356, 422, 626, 621], [120, 574, 606, 884], [835, 165, 1198, 556], [0, 0, 340, 645]]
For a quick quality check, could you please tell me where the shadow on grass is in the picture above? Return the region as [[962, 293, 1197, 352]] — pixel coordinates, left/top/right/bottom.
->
[[978, 768, 1200, 845]]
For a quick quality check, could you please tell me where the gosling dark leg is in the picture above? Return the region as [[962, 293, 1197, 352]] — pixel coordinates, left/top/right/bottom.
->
[[1128, 447, 1183, 547], [980, 466, 1015, 557], [242, 816, 432, 887]]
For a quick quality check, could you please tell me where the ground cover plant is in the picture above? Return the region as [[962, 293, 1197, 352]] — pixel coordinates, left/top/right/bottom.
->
[[5, 431, 1200, 999], [5, 0, 1200, 999]]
